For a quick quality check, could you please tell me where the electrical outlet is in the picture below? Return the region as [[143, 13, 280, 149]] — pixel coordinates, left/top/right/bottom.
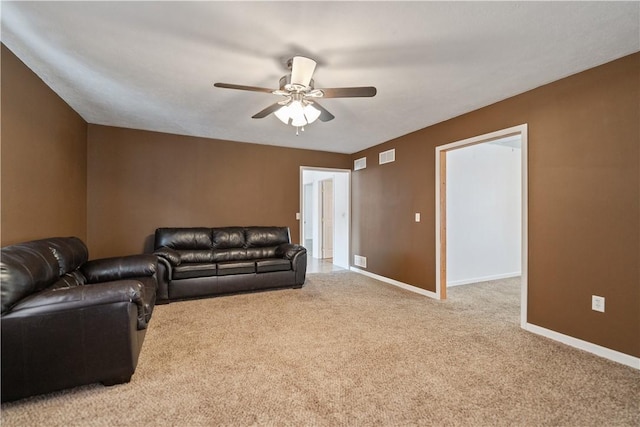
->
[[592, 295, 605, 313], [415, 213, 421, 222]]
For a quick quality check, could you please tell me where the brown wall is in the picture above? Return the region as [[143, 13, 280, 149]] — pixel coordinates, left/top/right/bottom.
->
[[1, 44, 87, 245], [351, 53, 640, 357], [87, 125, 351, 258]]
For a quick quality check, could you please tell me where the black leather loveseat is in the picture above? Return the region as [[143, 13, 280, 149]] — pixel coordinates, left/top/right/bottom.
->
[[0, 237, 158, 402], [154, 226, 307, 302]]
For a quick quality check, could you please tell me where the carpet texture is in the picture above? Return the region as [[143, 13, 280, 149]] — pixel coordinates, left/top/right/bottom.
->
[[2, 272, 639, 426]]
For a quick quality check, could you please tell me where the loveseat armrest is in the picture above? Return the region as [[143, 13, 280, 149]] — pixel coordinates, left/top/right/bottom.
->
[[6, 280, 150, 329], [81, 254, 158, 284], [153, 246, 181, 266]]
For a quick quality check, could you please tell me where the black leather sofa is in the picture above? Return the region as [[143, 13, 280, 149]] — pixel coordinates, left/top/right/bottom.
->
[[0, 237, 158, 402], [154, 226, 307, 302]]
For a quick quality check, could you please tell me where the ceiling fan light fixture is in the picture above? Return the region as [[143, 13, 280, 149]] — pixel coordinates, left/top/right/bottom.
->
[[273, 98, 321, 129], [303, 103, 321, 124], [288, 100, 308, 127], [274, 105, 291, 124]]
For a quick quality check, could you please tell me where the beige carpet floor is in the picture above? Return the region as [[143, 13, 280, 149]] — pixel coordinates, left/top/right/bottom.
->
[[2, 272, 639, 426]]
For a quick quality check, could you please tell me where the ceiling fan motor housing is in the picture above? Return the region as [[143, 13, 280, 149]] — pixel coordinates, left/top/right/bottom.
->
[[280, 75, 315, 92]]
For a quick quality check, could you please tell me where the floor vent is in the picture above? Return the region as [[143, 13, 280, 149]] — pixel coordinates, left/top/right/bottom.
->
[[354, 157, 367, 171], [354, 255, 367, 268], [379, 149, 395, 165]]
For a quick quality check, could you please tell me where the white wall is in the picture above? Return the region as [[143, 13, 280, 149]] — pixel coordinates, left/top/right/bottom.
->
[[446, 139, 521, 286], [332, 172, 349, 269], [302, 169, 350, 269]]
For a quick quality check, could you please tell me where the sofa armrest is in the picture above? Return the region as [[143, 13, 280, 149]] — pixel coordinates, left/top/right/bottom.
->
[[154, 246, 181, 266], [81, 254, 158, 284], [155, 259, 171, 302], [6, 280, 150, 329], [275, 243, 306, 260], [276, 244, 307, 285]]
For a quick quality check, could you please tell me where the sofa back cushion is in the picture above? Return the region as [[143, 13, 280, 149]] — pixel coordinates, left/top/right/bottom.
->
[[245, 227, 290, 247], [0, 241, 60, 314], [179, 250, 214, 263], [155, 228, 212, 250], [212, 227, 245, 249], [246, 247, 278, 259], [45, 237, 89, 275]]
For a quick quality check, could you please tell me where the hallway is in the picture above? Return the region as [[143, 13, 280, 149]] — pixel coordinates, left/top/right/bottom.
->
[[306, 257, 346, 274]]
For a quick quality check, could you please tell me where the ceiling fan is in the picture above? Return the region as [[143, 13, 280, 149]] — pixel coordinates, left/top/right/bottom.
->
[[214, 56, 376, 134]]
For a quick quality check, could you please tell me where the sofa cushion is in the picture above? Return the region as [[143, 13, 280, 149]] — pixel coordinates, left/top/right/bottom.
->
[[246, 227, 290, 248], [173, 263, 217, 280], [212, 228, 246, 249], [256, 258, 292, 273], [0, 242, 60, 314], [155, 228, 212, 250], [217, 261, 255, 276]]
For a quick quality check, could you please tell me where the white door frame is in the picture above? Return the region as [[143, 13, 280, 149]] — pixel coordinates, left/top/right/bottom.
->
[[300, 166, 351, 268], [319, 178, 334, 259], [435, 124, 528, 328]]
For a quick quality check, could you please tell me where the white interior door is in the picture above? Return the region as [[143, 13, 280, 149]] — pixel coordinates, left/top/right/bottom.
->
[[321, 179, 334, 259]]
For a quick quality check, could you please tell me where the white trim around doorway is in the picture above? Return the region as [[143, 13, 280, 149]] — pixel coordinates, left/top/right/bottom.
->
[[435, 124, 529, 328], [299, 166, 351, 270]]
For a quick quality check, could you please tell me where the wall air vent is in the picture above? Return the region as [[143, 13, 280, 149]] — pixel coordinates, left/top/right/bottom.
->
[[354, 255, 367, 268], [354, 157, 367, 171], [379, 149, 396, 165]]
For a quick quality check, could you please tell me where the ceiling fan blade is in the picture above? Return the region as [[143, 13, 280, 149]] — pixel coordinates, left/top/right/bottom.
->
[[317, 86, 377, 98], [251, 102, 283, 119], [290, 56, 316, 88], [214, 83, 275, 94], [311, 101, 335, 122]]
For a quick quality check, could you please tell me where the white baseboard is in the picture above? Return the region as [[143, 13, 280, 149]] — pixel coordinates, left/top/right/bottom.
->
[[525, 323, 640, 370], [447, 271, 521, 287], [350, 267, 440, 299]]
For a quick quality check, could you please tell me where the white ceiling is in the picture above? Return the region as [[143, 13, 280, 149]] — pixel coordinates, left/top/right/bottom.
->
[[2, 2, 638, 154]]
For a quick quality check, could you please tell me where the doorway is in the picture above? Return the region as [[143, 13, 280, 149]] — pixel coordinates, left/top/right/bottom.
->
[[435, 124, 528, 328], [300, 167, 350, 270]]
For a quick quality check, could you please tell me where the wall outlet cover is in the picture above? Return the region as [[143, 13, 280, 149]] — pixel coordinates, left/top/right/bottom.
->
[[592, 295, 605, 313]]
